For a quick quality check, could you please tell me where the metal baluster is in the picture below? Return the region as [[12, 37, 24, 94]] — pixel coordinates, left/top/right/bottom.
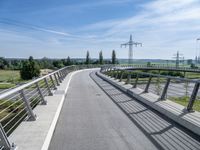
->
[[0, 123, 14, 150], [50, 75, 57, 89], [120, 71, 124, 82], [187, 82, 200, 112], [133, 74, 139, 88], [59, 71, 64, 80], [44, 78, 53, 96], [20, 89, 36, 121], [54, 73, 60, 86], [144, 76, 152, 93], [126, 73, 131, 84], [35, 82, 47, 105], [160, 78, 171, 100], [57, 72, 62, 83]]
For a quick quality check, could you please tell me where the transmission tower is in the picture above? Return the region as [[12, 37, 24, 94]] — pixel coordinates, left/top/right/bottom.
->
[[172, 51, 184, 68], [196, 38, 200, 64], [121, 35, 142, 64]]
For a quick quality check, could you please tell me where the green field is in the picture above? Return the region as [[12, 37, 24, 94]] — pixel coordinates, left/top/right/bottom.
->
[[0, 70, 20, 82], [0, 70, 21, 89], [170, 96, 200, 112], [185, 72, 200, 79]]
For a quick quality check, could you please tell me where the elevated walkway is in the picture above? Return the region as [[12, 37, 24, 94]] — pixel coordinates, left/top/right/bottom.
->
[[2, 68, 200, 150]]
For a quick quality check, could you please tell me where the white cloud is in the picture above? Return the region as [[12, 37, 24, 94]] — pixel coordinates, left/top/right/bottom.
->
[[1, 0, 200, 59], [72, 0, 200, 59]]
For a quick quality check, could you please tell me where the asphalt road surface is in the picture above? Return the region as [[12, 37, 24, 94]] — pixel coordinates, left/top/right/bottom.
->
[[49, 70, 200, 150]]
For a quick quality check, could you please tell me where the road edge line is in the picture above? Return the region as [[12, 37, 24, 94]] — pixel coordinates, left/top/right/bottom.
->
[[41, 70, 81, 150]]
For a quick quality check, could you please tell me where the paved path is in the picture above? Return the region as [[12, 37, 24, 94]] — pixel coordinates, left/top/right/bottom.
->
[[49, 70, 200, 150]]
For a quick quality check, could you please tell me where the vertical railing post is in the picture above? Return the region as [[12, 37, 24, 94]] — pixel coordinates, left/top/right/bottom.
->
[[144, 76, 152, 93], [120, 71, 124, 82], [59, 71, 64, 80], [44, 78, 53, 96], [0, 123, 14, 150], [160, 78, 171, 100], [133, 73, 139, 88], [64, 69, 68, 77], [57, 72, 62, 83], [54, 73, 60, 86], [62, 69, 66, 78], [20, 89, 36, 121], [115, 70, 118, 79], [59, 71, 63, 80], [50, 75, 57, 89], [35, 82, 47, 105], [126, 73, 131, 84], [111, 70, 114, 78], [61, 70, 65, 78], [187, 82, 200, 112]]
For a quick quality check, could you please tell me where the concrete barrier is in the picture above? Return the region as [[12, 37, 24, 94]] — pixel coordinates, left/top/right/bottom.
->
[[97, 71, 200, 137]]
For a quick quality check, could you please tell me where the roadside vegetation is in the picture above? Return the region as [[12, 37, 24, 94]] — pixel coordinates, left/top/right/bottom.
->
[[0, 50, 118, 90], [170, 96, 200, 112]]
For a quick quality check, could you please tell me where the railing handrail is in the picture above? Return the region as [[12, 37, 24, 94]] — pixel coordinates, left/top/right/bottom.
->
[[0, 64, 102, 149], [101, 65, 200, 112], [119, 69, 200, 83], [0, 65, 75, 100], [119, 65, 199, 70]]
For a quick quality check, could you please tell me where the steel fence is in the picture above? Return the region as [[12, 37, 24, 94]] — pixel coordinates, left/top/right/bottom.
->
[[0, 65, 99, 150], [101, 67, 200, 114]]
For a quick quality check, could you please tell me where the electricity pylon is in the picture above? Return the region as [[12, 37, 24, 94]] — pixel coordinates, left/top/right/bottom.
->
[[196, 38, 200, 64], [121, 35, 142, 64], [172, 51, 184, 68]]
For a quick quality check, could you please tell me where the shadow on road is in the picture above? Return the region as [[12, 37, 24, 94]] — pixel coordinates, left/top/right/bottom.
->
[[90, 71, 200, 150]]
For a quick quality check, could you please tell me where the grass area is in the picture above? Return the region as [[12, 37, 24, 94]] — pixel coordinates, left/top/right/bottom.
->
[[0, 70, 21, 83], [0, 70, 21, 89], [185, 72, 200, 79], [0, 83, 15, 89], [170, 96, 200, 112]]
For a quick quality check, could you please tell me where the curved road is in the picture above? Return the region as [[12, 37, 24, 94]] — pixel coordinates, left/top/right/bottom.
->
[[49, 69, 200, 150]]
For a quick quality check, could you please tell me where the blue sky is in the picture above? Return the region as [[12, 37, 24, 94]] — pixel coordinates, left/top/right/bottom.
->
[[0, 0, 200, 59]]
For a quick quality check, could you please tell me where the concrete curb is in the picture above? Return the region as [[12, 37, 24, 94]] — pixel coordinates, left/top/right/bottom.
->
[[97, 71, 200, 137]]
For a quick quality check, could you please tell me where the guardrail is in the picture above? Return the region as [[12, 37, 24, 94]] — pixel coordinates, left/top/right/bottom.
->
[[0, 65, 99, 150], [101, 66, 200, 113], [101, 64, 200, 73]]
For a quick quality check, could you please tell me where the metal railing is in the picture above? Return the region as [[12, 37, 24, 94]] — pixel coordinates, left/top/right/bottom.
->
[[0, 65, 99, 150], [101, 64, 200, 73], [101, 67, 200, 113]]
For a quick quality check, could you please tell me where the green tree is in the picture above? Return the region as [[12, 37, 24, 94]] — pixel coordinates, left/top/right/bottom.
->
[[40, 57, 53, 69], [66, 56, 72, 66], [111, 50, 116, 64], [99, 50, 103, 64], [187, 59, 193, 65], [190, 63, 197, 69], [20, 56, 40, 80], [147, 62, 151, 67], [85, 51, 90, 64], [53, 60, 64, 68], [0, 57, 9, 69]]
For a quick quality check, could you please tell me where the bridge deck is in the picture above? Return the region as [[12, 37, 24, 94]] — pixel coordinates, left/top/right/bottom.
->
[[49, 70, 200, 150]]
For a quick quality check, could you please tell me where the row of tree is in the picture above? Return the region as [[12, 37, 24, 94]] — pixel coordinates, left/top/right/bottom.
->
[[0, 50, 117, 71], [0, 57, 76, 70], [6, 50, 117, 80], [85, 50, 117, 65]]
